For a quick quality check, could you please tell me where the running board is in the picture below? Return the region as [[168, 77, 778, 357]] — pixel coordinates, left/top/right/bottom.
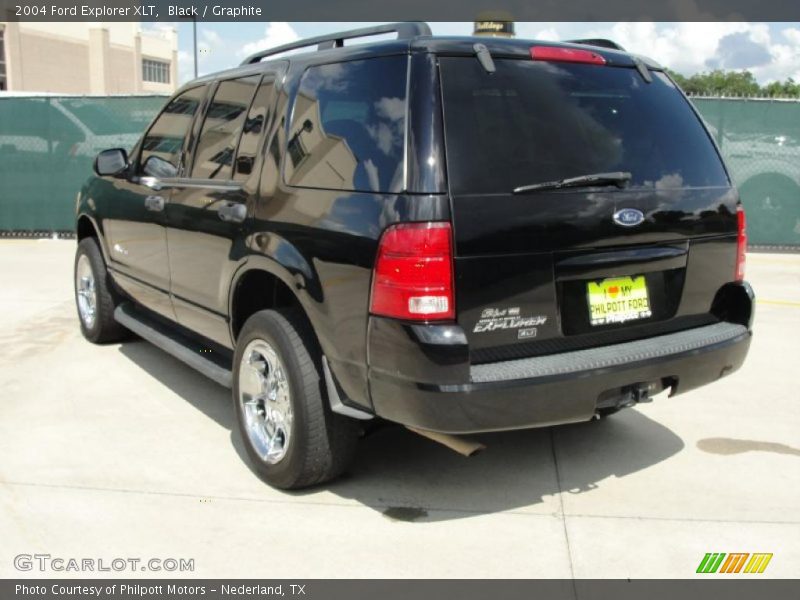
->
[[114, 303, 233, 388]]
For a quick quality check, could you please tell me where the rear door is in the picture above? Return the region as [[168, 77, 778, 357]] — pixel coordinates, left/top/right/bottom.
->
[[165, 70, 282, 347], [438, 53, 738, 361]]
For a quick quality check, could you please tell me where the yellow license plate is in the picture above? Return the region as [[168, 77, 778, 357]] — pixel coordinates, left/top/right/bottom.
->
[[587, 275, 652, 326]]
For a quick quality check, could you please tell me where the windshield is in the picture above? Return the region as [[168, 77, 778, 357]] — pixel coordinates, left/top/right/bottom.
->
[[439, 57, 730, 195]]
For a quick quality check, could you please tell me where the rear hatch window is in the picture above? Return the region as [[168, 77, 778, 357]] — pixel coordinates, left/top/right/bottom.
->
[[440, 57, 729, 195]]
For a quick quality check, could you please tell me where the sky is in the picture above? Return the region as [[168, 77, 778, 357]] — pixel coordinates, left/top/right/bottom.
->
[[145, 22, 800, 86]]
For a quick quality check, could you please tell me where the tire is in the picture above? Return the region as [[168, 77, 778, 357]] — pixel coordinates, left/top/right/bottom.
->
[[233, 309, 360, 489], [74, 237, 128, 344]]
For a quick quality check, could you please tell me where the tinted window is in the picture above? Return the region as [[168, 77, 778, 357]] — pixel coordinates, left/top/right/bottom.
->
[[286, 56, 408, 193], [234, 78, 276, 181], [192, 76, 259, 180], [140, 86, 205, 177], [440, 58, 729, 195]]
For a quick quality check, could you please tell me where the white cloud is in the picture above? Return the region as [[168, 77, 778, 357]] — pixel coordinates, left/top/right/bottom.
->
[[176, 22, 800, 87], [202, 29, 222, 47], [367, 122, 395, 155], [364, 159, 380, 192], [239, 22, 300, 58], [177, 50, 194, 85], [374, 97, 405, 122], [783, 27, 800, 46], [533, 28, 560, 42], [514, 22, 800, 84]]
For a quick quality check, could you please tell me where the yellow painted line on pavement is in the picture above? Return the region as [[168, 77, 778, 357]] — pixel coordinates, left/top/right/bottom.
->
[[747, 254, 800, 264], [757, 299, 800, 308]]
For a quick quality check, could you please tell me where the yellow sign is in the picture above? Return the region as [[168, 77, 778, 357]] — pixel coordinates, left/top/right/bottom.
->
[[473, 21, 515, 37], [587, 275, 652, 326]]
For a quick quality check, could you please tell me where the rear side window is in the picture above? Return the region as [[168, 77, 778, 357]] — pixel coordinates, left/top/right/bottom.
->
[[140, 86, 205, 177], [439, 58, 730, 195], [285, 56, 408, 193], [192, 76, 260, 180]]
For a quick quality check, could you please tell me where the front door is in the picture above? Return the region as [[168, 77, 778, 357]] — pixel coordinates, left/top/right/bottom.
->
[[103, 85, 207, 320], [165, 71, 282, 347]]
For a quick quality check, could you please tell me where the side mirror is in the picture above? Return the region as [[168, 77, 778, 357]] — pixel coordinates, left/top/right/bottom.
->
[[94, 148, 128, 176]]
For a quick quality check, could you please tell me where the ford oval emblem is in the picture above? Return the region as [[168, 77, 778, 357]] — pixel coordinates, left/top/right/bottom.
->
[[613, 208, 645, 227]]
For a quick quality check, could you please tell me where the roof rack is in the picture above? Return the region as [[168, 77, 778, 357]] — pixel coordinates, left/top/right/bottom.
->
[[241, 22, 432, 65], [567, 38, 626, 51]]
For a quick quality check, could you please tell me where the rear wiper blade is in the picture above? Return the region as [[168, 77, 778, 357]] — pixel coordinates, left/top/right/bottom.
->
[[513, 172, 632, 194]]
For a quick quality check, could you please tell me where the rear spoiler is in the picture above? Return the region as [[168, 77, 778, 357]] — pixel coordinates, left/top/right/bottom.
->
[[568, 39, 626, 51]]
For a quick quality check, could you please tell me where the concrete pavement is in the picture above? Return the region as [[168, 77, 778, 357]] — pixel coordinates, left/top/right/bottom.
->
[[0, 240, 798, 578]]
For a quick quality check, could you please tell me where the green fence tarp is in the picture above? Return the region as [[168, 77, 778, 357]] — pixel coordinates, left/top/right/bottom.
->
[[0, 94, 798, 246], [693, 98, 800, 246], [0, 96, 165, 232]]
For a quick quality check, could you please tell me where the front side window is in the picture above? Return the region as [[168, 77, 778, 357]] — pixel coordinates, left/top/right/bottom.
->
[[142, 59, 170, 84], [139, 86, 205, 177], [191, 76, 259, 180], [285, 56, 408, 193]]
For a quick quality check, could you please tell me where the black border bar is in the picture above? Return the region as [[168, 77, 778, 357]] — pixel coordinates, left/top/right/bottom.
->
[[1, 0, 799, 21], [3, 580, 800, 600]]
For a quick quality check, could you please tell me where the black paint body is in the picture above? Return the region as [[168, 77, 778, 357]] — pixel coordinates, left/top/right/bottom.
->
[[76, 36, 753, 432]]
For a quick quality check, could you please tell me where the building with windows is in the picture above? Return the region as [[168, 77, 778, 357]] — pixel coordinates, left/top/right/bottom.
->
[[0, 22, 177, 94]]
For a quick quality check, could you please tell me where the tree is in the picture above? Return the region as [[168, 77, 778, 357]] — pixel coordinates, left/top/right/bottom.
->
[[665, 69, 800, 98], [763, 78, 800, 97]]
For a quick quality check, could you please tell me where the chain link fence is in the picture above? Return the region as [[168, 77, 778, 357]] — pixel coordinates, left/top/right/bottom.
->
[[0, 94, 798, 248], [0, 95, 166, 234], [692, 96, 800, 248]]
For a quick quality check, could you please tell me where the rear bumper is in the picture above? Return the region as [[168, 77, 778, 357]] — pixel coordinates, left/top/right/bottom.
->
[[367, 318, 751, 434]]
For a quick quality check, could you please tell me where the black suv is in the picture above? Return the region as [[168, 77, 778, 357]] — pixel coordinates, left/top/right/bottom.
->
[[74, 23, 753, 489]]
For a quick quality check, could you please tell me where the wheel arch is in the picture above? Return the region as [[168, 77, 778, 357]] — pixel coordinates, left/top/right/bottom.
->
[[76, 213, 112, 265], [76, 214, 99, 241], [228, 259, 319, 350]]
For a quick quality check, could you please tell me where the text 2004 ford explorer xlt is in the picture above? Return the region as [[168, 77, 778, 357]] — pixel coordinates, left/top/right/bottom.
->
[[73, 24, 753, 489]]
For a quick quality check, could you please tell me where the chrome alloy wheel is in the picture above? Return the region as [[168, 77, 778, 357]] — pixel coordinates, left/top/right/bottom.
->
[[238, 339, 294, 464], [75, 254, 97, 329]]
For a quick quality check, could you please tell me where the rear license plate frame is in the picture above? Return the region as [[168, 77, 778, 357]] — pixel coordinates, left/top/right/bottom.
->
[[587, 275, 653, 326]]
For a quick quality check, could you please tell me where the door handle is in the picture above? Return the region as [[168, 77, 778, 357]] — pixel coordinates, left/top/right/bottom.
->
[[145, 195, 165, 212], [217, 202, 247, 223]]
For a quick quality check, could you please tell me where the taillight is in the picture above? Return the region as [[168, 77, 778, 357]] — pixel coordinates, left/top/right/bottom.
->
[[370, 222, 455, 321], [531, 46, 607, 65], [736, 205, 747, 282]]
